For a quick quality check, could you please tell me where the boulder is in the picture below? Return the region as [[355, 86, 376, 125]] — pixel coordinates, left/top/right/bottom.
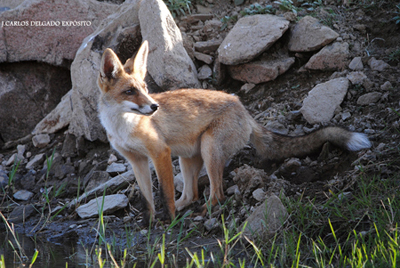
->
[[288, 16, 339, 52], [139, 0, 200, 90], [34, 0, 199, 141], [300, 78, 349, 124], [305, 42, 349, 71], [0, 63, 71, 144], [0, 0, 117, 66], [228, 56, 295, 84], [218, 14, 289, 65], [0, 0, 24, 10]]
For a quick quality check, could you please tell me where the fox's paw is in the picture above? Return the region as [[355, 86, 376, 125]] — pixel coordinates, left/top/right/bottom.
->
[[175, 196, 193, 211]]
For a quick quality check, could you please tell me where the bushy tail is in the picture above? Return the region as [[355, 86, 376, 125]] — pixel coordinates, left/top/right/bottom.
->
[[251, 124, 371, 161]]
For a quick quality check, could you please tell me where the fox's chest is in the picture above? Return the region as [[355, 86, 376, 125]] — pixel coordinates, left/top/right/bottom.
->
[[100, 111, 147, 153]]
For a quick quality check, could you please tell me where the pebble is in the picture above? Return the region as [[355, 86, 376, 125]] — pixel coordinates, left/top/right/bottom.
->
[[32, 134, 51, 148], [13, 190, 34, 201]]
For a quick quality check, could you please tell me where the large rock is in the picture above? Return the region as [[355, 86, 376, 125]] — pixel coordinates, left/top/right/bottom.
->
[[0, 0, 24, 10], [241, 194, 288, 239], [305, 42, 349, 71], [228, 56, 295, 84], [34, 0, 199, 141], [218, 14, 289, 65], [0, 0, 117, 66], [300, 78, 349, 124], [288, 16, 339, 52], [139, 0, 200, 90], [0, 62, 71, 144]]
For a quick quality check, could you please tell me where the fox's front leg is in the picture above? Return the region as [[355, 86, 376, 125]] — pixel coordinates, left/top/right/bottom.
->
[[150, 147, 176, 222], [113, 145, 155, 226]]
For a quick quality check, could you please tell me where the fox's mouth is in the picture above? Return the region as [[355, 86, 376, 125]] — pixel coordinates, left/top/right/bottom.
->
[[131, 103, 159, 116], [132, 108, 157, 116]]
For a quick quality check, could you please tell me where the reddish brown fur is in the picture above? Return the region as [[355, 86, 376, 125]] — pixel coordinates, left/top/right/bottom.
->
[[97, 41, 371, 225]]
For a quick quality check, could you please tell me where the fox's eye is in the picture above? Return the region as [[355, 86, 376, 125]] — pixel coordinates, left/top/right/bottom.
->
[[124, 89, 136, 95]]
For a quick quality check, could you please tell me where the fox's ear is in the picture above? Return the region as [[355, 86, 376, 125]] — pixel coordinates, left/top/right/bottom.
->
[[132, 40, 149, 81], [100, 48, 124, 82]]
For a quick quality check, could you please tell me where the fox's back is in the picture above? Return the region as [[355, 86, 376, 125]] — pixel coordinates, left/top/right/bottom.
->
[[149, 89, 254, 157]]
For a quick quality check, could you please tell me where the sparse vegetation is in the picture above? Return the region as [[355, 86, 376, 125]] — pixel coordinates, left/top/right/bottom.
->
[[274, 0, 298, 15], [393, 4, 400, 24], [163, 0, 193, 17], [240, 3, 276, 17]]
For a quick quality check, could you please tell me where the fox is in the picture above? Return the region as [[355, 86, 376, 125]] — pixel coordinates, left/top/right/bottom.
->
[[97, 40, 371, 225]]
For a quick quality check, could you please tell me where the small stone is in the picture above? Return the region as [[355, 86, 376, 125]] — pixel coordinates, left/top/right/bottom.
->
[[6, 153, 18, 166], [107, 154, 118, 165], [380, 81, 393, 91], [368, 57, 390, 72], [252, 188, 266, 202], [266, 121, 289, 135], [194, 39, 222, 53], [0, 170, 8, 189], [32, 134, 51, 148], [341, 112, 351, 121], [193, 215, 204, 221], [106, 163, 127, 175], [241, 194, 288, 239], [194, 52, 214, 64], [76, 194, 129, 219], [174, 173, 184, 193], [9, 205, 36, 223], [204, 217, 218, 231], [17, 145, 26, 160], [226, 185, 239, 195], [357, 92, 382, 105], [26, 153, 45, 170], [349, 57, 363, 70], [240, 83, 256, 93], [197, 65, 213, 80], [13, 190, 34, 201], [346, 71, 368, 85]]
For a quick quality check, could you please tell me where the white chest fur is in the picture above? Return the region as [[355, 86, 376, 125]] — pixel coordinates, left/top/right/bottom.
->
[[99, 105, 146, 152]]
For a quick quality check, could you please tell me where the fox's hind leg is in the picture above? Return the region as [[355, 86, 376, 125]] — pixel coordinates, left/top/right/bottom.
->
[[175, 155, 204, 211], [199, 113, 253, 214]]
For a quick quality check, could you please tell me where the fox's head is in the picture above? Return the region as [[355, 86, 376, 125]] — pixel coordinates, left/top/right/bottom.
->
[[98, 41, 159, 116]]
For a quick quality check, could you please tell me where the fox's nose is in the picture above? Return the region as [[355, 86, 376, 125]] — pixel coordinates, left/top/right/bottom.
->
[[150, 103, 159, 111]]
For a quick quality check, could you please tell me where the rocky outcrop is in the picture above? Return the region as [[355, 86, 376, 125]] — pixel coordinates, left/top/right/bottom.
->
[[139, 0, 200, 90], [34, 0, 200, 141], [0, 62, 71, 143], [0, 0, 117, 66]]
